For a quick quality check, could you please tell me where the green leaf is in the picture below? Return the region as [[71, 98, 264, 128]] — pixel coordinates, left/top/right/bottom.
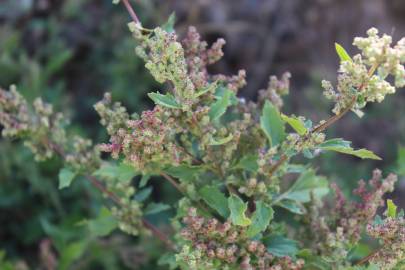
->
[[148, 92, 182, 109], [281, 114, 307, 135], [164, 164, 203, 182], [58, 168, 77, 189], [139, 174, 152, 187], [260, 100, 286, 147], [208, 134, 233, 145], [233, 154, 259, 172], [158, 253, 178, 269], [93, 163, 138, 182], [298, 249, 331, 270], [246, 201, 274, 237], [319, 138, 381, 160], [214, 86, 238, 105], [396, 146, 405, 176], [228, 194, 251, 226], [134, 187, 153, 202], [59, 241, 87, 270], [112, 0, 120, 4], [0, 250, 15, 270], [264, 234, 299, 257], [45, 50, 73, 78], [144, 202, 171, 215], [85, 207, 118, 237], [286, 164, 308, 174], [162, 12, 176, 33], [195, 81, 218, 98], [275, 199, 306, 215], [318, 138, 351, 148], [199, 186, 229, 218], [282, 169, 329, 203], [209, 88, 232, 120], [386, 199, 397, 218], [335, 43, 352, 62], [116, 163, 138, 182]]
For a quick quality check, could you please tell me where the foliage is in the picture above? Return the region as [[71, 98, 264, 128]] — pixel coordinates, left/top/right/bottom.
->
[[0, 1, 404, 269]]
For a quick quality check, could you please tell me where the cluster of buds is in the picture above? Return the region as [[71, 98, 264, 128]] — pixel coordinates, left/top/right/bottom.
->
[[238, 177, 267, 197], [107, 182, 143, 235], [322, 28, 405, 116], [308, 169, 397, 260], [0, 86, 68, 161], [258, 73, 291, 110], [354, 28, 405, 87], [93, 93, 129, 136], [131, 26, 195, 107], [366, 216, 405, 269], [287, 132, 325, 154], [96, 93, 189, 173], [336, 169, 396, 240], [182, 26, 246, 94], [0, 86, 32, 137], [65, 136, 100, 172], [0, 86, 102, 168], [182, 26, 225, 89], [178, 208, 304, 270]]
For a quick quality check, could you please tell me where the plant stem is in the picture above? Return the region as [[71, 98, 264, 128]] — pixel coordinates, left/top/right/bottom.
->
[[161, 172, 185, 194], [121, 0, 141, 25]]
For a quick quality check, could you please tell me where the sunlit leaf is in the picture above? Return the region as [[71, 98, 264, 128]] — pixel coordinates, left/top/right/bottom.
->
[[386, 199, 397, 218], [282, 169, 329, 203], [58, 168, 77, 189], [319, 138, 381, 160], [281, 114, 307, 135], [246, 201, 274, 237], [335, 43, 352, 62], [148, 92, 182, 109], [208, 134, 233, 145], [209, 88, 232, 120], [228, 195, 251, 226], [199, 186, 229, 218], [162, 12, 176, 33]]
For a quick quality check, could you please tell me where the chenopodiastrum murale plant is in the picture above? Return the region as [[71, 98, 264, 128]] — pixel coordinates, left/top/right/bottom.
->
[[0, 0, 404, 269]]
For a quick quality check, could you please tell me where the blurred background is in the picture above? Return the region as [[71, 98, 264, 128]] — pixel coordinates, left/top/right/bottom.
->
[[0, 0, 404, 269]]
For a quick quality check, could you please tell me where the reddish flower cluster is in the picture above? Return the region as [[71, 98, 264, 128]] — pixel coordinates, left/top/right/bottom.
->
[[96, 93, 189, 172], [366, 217, 405, 268], [182, 26, 246, 92], [332, 169, 397, 242], [179, 208, 304, 270]]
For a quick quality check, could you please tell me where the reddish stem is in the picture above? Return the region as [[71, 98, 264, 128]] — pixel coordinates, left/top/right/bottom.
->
[[121, 0, 141, 25], [161, 172, 185, 194]]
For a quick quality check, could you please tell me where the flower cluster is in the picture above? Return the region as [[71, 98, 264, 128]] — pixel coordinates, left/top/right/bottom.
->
[[306, 169, 397, 261], [366, 216, 405, 269], [322, 28, 405, 116], [1, 3, 405, 268], [0, 86, 65, 160], [257, 72, 291, 109], [177, 208, 304, 270], [95, 93, 189, 173], [133, 26, 196, 107]]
